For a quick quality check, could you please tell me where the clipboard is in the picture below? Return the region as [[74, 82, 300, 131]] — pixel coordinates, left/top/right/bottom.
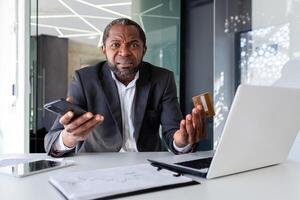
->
[[49, 164, 199, 200]]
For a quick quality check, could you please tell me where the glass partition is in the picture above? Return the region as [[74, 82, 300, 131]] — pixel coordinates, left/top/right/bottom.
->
[[244, 0, 300, 88], [29, 0, 181, 152], [132, 0, 181, 94], [214, 0, 300, 152]]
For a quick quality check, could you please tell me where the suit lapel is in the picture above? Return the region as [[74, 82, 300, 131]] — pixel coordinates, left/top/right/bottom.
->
[[99, 63, 123, 136], [134, 64, 151, 141]]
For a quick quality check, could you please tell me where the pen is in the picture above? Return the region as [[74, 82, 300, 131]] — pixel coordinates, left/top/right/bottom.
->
[[148, 159, 189, 177], [148, 159, 207, 178]]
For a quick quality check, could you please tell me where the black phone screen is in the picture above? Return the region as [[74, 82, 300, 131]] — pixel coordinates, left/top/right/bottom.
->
[[0, 160, 65, 177], [44, 99, 87, 117]]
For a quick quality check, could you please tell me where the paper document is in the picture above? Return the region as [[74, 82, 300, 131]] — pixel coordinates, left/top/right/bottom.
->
[[49, 163, 198, 200]]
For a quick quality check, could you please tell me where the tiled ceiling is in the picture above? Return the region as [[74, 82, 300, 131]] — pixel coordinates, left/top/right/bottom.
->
[[31, 0, 132, 46]]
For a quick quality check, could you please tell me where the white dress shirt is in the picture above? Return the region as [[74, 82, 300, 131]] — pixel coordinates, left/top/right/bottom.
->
[[54, 70, 191, 153], [112, 71, 139, 152]]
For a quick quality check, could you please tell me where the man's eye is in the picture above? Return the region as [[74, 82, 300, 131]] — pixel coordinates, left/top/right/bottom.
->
[[111, 43, 120, 48], [131, 43, 139, 48]]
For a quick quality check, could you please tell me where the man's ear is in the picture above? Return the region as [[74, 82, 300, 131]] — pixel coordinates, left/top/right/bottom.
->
[[143, 46, 147, 56], [101, 45, 106, 55]]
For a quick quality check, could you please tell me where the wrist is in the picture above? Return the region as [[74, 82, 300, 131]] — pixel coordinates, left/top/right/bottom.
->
[[173, 141, 192, 153], [173, 130, 188, 148], [61, 130, 77, 148]]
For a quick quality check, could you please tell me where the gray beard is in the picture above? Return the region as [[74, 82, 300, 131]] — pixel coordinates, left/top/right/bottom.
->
[[107, 61, 141, 82]]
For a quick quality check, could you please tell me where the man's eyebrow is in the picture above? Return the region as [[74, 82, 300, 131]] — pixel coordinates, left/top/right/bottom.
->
[[129, 39, 140, 42], [124, 39, 142, 44], [108, 39, 141, 43], [109, 39, 121, 43]]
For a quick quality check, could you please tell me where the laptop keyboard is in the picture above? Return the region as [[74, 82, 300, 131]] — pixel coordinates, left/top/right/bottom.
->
[[175, 157, 213, 170]]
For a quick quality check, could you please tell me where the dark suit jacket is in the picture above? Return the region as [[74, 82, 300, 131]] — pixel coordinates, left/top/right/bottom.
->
[[44, 61, 183, 156]]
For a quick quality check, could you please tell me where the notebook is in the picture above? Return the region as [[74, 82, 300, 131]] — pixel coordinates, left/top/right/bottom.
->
[[49, 164, 199, 200], [149, 85, 300, 179]]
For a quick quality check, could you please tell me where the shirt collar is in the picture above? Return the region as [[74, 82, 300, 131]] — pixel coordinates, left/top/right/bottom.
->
[[111, 70, 140, 88]]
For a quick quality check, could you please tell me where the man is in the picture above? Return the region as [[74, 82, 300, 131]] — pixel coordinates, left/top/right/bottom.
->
[[44, 18, 206, 157]]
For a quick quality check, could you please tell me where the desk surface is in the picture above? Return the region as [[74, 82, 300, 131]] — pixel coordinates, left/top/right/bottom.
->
[[1, 152, 300, 200]]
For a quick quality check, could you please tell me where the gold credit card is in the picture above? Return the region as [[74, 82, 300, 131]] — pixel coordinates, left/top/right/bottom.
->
[[192, 92, 215, 118]]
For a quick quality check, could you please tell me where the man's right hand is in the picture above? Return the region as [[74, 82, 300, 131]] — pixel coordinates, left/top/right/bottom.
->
[[59, 111, 104, 148]]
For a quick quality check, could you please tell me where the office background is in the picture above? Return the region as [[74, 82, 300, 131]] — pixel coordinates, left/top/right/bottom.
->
[[0, 0, 299, 159]]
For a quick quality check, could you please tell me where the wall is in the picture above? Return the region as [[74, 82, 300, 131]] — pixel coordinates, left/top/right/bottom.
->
[[68, 40, 105, 85], [0, 0, 30, 153], [182, 0, 214, 150]]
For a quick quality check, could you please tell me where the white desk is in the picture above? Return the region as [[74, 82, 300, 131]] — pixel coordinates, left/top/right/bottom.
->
[[1, 152, 300, 200]]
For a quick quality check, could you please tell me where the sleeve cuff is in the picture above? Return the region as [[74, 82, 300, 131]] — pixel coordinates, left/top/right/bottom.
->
[[172, 141, 192, 153], [53, 132, 75, 151]]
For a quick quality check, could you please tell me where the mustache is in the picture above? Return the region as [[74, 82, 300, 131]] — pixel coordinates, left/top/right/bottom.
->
[[116, 59, 133, 64]]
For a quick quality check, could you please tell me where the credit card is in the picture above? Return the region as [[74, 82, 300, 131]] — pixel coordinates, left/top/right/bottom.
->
[[192, 92, 215, 118]]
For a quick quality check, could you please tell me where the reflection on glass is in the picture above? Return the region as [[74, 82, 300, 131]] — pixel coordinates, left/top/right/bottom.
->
[[224, 0, 251, 33], [213, 72, 229, 148], [132, 0, 181, 95], [240, 23, 290, 85]]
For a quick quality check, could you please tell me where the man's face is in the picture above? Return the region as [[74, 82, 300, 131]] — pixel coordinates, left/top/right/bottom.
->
[[102, 24, 146, 82]]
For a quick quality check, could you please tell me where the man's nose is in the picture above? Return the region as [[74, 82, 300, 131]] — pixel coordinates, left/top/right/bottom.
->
[[118, 45, 131, 56]]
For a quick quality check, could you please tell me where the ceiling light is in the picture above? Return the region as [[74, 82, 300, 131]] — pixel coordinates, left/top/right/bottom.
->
[[96, 2, 132, 7], [75, 0, 131, 19], [31, 23, 95, 33], [59, 33, 101, 38], [58, 0, 102, 34]]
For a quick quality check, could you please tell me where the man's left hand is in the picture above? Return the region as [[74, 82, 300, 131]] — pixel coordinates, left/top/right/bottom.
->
[[173, 105, 207, 148]]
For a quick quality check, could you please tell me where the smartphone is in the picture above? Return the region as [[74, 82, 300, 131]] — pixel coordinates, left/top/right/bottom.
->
[[0, 159, 73, 177], [44, 98, 87, 118]]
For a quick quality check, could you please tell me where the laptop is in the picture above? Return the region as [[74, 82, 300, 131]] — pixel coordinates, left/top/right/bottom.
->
[[149, 85, 300, 179]]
